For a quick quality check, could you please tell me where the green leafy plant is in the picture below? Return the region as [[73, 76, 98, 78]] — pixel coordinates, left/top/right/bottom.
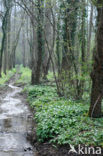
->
[[24, 84, 103, 147], [0, 68, 16, 85]]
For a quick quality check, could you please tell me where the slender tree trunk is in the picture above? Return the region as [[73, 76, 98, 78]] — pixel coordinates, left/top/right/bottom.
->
[[31, 27, 36, 84], [7, 12, 11, 70], [3, 38, 7, 75], [0, 5, 8, 77], [12, 4, 16, 68], [22, 28, 26, 67], [42, 0, 52, 79], [43, 56, 51, 80], [3, 4, 11, 74], [87, 4, 93, 59], [79, 1, 86, 98]]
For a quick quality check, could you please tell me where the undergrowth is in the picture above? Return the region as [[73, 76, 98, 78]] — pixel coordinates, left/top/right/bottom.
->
[[17, 66, 31, 84], [24, 85, 103, 147], [0, 68, 16, 85], [16, 66, 103, 147]]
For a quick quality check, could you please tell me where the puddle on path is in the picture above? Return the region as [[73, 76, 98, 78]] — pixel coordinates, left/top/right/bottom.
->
[[0, 83, 37, 156]]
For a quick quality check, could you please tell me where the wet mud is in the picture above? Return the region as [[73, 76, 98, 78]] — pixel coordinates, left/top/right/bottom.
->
[[0, 80, 37, 156]]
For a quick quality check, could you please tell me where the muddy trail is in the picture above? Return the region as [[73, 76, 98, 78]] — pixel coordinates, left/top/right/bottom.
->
[[0, 74, 38, 156]]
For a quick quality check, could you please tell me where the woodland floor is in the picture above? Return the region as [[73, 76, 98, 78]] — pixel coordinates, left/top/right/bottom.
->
[[0, 73, 103, 156], [0, 74, 38, 156]]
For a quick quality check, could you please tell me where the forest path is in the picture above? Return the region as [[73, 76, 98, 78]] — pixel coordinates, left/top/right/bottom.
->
[[0, 74, 37, 156]]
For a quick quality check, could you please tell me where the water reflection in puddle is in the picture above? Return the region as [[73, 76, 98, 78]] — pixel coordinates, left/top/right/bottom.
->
[[0, 84, 37, 155]]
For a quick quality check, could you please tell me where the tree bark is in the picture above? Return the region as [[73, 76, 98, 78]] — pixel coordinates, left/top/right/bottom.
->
[[0, 5, 8, 77], [89, 7, 103, 118], [87, 4, 93, 59], [22, 27, 26, 67], [31, 0, 44, 84]]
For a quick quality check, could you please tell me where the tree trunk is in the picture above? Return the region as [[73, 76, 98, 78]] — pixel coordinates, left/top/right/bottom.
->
[[31, 26, 36, 85], [87, 4, 93, 60], [3, 40, 7, 75], [42, 0, 52, 80], [22, 28, 26, 67], [34, 24, 43, 84], [0, 9, 8, 77], [79, 1, 86, 98], [7, 12, 11, 70], [31, 0, 44, 85], [43, 56, 51, 80], [89, 7, 103, 118]]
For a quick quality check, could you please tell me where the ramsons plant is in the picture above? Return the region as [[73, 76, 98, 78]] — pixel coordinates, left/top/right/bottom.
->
[[25, 85, 103, 147]]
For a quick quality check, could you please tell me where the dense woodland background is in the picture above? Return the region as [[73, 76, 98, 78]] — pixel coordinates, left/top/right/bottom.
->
[[0, 0, 103, 140], [0, 0, 103, 151]]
